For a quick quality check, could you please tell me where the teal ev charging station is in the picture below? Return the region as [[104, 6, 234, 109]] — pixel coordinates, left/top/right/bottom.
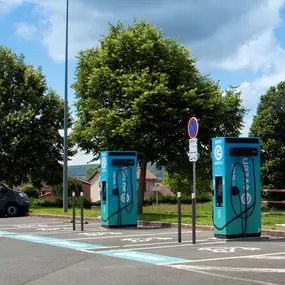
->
[[212, 137, 261, 238], [99, 151, 137, 228]]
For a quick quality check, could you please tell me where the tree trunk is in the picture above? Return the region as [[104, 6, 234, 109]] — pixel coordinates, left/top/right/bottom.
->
[[138, 159, 147, 214], [8, 175, 14, 189]]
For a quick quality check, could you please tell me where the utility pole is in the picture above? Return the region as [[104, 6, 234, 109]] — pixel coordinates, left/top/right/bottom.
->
[[63, 0, 69, 213]]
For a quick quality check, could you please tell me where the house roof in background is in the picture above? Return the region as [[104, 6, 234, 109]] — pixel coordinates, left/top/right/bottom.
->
[[68, 164, 99, 180], [79, 179, 91, 185], [137, 168, 157, 180], [71, 163, 165, 182], [87, 167, 158, 181], [88, 168, 100, 182], [147, 163, 165, 181]]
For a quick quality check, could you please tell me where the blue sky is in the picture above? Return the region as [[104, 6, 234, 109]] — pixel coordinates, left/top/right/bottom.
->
[[1, 0, 285, 165]]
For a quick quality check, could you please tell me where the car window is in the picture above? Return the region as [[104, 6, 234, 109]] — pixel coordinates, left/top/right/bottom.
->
[[0, 185, 7, 193]]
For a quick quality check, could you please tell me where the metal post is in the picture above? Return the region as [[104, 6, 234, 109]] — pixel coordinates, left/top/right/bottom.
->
[[178, 192, 181, 243], [80, 192, 84, 231], [72, 192, 75, 231], [63, 0, 69, 213], [192, 161, 196, 244], [156, 190, 158, 213]]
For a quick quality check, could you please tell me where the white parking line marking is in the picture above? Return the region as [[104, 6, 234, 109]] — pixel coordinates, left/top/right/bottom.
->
[[248, 256, 285, 260], [171, 265, 285, 273], [123, 239, 210, 247], [66, 231, 194, 241], [116, 241, 226, 251], [167, 265, 280, 285], [178, 251, 285, 264]]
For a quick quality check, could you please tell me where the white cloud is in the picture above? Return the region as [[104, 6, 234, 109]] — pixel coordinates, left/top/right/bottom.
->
[[6, 1, 285, 72], [240, 55, 285, 135], [0, 0, 24, 14], [195, 0, 285, 73], [4, 0, 285, 160], [68, 149, 95, 166], [14, 22, 37, 39]]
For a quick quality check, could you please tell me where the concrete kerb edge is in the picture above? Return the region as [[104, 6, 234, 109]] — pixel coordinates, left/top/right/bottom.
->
[[28, 213, 285, 237]]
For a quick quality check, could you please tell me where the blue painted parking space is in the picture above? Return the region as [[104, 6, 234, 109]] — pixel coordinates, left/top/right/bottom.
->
[[0, 230, 107, 250], [96, 249, 191, 265]]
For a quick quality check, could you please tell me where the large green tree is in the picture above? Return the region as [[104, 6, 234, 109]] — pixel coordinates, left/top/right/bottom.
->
[[72, 20, 246, 213], [249, 81, 285, 189], [0, 46, 74, 188]]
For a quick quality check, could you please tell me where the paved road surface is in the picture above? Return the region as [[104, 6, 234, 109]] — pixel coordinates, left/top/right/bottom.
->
[[1, 216, 285, 285]]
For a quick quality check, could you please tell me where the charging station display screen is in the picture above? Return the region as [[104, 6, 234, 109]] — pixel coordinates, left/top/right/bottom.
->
[[215, 176, 223, 207], [102, 181, 106, 204]]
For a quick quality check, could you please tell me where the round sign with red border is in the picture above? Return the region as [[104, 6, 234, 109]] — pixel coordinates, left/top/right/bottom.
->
[[188, 117, 199, 139]]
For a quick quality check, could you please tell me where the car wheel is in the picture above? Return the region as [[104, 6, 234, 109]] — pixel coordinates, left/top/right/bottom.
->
[[5, 204, 18, 217]]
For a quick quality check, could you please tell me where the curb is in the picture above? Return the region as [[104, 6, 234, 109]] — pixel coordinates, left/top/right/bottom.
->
[[29, 213, 285, 237], [138, 220, 213, 231]]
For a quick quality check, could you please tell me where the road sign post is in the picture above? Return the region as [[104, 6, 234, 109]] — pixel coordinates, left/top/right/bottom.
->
[[72, 192, 76, 231], [187, 117, 199, 244]]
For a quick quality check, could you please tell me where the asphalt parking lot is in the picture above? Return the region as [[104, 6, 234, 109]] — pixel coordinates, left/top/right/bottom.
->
[[1, 216, 285, 285]]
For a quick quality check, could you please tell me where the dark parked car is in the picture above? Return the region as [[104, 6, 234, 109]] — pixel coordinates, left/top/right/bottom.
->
[[0, 182, 30, 217]]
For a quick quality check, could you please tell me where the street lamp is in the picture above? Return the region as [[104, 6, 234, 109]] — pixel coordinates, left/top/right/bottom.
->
[[63, 0, 69, 212]]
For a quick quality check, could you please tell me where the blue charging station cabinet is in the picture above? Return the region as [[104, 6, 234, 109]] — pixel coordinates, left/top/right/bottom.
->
[[212, 137, 261, 238], [99, 151, 138, 228]]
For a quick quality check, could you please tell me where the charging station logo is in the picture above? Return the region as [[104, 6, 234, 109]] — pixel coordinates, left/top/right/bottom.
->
[[214, 145, 223, 161], [101, 157, 107, 170], [121, 194, 129, 203], [241, 193, 252, 205]]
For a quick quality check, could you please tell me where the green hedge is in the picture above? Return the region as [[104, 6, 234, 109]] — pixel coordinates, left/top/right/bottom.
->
[[30, 194, 212, 209], [30, 197, 96, 209]]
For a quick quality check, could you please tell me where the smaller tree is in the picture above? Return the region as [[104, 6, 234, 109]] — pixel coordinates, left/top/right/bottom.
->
[[53, 176, 82, 198], [163, 168, 212, 200], [249, 80, 285, 189], [0, 45, 75, 188]]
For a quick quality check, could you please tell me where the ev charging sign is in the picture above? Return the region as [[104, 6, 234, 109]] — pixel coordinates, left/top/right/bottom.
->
[[241, 193, 252, 205], [101, 156, 107, 172], [121, 169, 129, 203], [241, 158, 252, 205], [214, 145, 223, 161]]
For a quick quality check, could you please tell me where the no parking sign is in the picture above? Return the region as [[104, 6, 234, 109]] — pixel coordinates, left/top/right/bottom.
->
[[188, 117, 199, 139]]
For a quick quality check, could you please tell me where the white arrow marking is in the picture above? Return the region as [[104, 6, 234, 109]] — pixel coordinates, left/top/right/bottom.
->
[[122, 237, 173, 243], [78, 232, 122, 237], [198, 247, 260, 253], [37, 228, 61, 231]]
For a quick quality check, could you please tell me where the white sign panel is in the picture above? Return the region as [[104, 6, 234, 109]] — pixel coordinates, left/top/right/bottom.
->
[[151, 187, 168, 191], [189, 138, 198, 162]]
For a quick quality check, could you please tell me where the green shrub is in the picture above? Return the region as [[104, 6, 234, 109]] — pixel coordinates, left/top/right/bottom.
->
[[93, 200, 101, 206], [32, 199, 59, 207], [143, 193, 211, 206], [21, 185, 39, 198]]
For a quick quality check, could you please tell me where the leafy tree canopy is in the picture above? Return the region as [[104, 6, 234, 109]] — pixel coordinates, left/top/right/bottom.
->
[[71, 20, 247, 212], [0, 46, 74, 188]]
